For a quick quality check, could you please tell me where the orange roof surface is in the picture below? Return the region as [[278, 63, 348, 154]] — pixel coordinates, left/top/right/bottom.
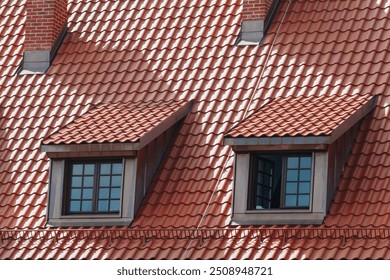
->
[[226, 93, 376, 139], [43, 99, 190, 145], [1, 0, 390, 259]]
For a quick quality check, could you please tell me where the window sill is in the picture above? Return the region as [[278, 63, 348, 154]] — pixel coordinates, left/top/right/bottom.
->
[[245, 208, 311, 214], [232, 211, 325, 225], [47, 217, 133, 227]]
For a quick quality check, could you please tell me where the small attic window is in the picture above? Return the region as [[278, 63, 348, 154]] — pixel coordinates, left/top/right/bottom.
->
[[41, 99, 193, 226], [232, 150, 326, 225], [224, 94, 377, 225], [47, 157, 135, 226]]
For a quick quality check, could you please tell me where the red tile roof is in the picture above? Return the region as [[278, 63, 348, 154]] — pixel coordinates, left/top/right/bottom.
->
[[43, 99, 191, 145], [226, 93, 376, 139], [1, 0, 390, 259]]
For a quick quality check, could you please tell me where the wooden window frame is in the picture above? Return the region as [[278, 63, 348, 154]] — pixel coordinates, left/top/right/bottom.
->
[[232, 151, 328, 225], [63, 158, 123, 215], [280, 154, 312, 209], [47, 157, 136, 227], [249, 153, 313, 211]]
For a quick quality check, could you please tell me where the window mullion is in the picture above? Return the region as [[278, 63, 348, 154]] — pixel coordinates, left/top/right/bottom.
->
[[64, 161, 72, 214], [281, 156, 287, 208], [93, 163, 99, 212], [108, 163, 113, 212]]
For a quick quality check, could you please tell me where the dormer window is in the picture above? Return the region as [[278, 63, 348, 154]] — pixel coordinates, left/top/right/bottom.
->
[[41, 99, 193, 226], [231, 149, 327, 224], [224, 94, 377, 225]]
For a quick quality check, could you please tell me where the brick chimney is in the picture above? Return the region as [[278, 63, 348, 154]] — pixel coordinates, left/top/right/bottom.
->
[[239, 0, 281, 45], [22, 0, 68, 73]]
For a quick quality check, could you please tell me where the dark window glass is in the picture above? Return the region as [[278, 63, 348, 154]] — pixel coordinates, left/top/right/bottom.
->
[[66, 160, 123, 214], [251, 153, 312, 210], [252, 157, 274, 209]]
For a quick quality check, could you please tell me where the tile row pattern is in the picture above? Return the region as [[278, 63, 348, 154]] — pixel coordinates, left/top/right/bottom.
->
[[0, 0, 390, 259], [43, 99, 189, 144], [226, 93, 375, 138]]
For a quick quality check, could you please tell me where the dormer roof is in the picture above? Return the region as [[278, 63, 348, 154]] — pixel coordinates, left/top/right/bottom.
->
[[225, 93, 377, 146]]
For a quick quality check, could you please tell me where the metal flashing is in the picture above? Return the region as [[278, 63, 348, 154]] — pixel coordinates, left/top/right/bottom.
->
[[20, 50, 50, 74], [20, 26, 67, 74], [41, 143, 139, 157], [224, 135, 332, 146], [329, 95, 377, 142], [237, 20, 264, 45]]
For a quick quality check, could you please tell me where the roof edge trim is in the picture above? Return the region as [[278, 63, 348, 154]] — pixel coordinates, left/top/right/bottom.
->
[[138, 100, 194, 149], [224, 135, 332, 146], [41, 142, 140, 157], [2, 227, 390, 241], [230, 144, 328, 152], [330, 94, 377, 142]]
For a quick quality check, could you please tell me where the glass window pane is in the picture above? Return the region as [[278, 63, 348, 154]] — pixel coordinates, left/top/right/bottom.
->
[[71, 176, 82, 188], [260, 198, 269, 209], [110, 200, 120, 212], [100, 164, 111, 175], [84, 164, 95, 175], [287, 170, 298, 181], [264, 175, 272, 187], [99, 176, 110, 187], [255, 197, 262, 209], [263, 188, 270, 199], [72, 164, 83, 175], [112, 175, 122, 187], [112, 163, 122, 174], [70, 201, 80, 212], [258, 173, 264, 183], [98, 200, 109, 212], [299, 170, 311, 181], [83, 176, 94, 188], [99, 188, 110, 199], [258, 160, 264, 171], [287, 157, 299, 168], [285, 195, 297, 207], [70, 188, 81, 199], [81, 201, 92, 212], [111, 188, 121, 199], [68, 160, 124, 214], [286, 182, 298, 194], [83, 188, 93, 200], [298, 195, 310, 207], [264, 162, 273, 174], [300, 157, 312, 169], [299, 182, 310, 194]]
